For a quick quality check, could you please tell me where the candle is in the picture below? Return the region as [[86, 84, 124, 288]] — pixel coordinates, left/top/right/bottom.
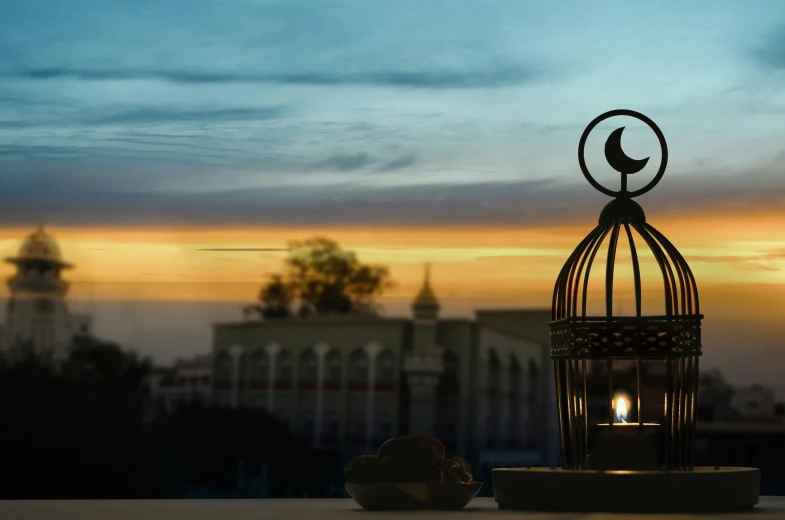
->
[[588, 396, 662, 471]]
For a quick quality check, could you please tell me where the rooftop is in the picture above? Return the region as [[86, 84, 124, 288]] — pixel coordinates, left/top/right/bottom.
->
[[475, 309, 552, 345], [697, 422, 785, 434], [4, 225, 72, 268]]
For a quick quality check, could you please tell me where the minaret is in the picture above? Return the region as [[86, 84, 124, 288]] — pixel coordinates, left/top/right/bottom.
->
[[1, 226, 91, 355], [403, 264, 444, 435]]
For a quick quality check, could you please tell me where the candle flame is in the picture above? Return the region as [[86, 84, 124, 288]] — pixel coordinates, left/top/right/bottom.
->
[[615, 396, 628, 424]]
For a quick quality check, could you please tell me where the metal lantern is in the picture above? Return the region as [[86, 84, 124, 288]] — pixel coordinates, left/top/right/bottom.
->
[[550, 110, 702, 471], [492, 110, 760, 513]]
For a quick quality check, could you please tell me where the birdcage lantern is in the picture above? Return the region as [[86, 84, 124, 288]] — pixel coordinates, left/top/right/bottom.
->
[[492, 110, 760, 513], [550, 110, 701, 471]]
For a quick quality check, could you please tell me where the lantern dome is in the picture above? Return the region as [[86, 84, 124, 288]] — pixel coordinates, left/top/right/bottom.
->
[[550, 195, 702, 359]]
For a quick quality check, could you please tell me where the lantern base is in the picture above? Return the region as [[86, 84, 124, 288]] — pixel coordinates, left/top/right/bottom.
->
[[493, 466, 760, 513]]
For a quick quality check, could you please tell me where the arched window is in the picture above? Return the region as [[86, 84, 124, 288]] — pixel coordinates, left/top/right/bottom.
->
[[276, 408, 290, 425], [442, 351, 459, 386], [528, 360, 539, 401], [352, 413, 366, 437], [377, 350, 395, 382], [486, 349, 502, 449], [299, 349, 318, 381], [508, 355, 522, 448], [436, 351, 460, 449], [527, 360, 540, 445], [377, 411, 393, 440], [349, 349, 369, 382], [325, 350, 342, 384], [276, 349, 293, 381], [509, 355, 521, 397], [214, 350, 233, 381], [326, 411, 340, 437], [249, 349, 269, 381], [302, 410, 315, 436], [488, 349, 501, 397]]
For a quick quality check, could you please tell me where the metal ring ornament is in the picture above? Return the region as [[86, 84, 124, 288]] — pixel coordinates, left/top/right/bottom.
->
[[578, 109, 668, 198]]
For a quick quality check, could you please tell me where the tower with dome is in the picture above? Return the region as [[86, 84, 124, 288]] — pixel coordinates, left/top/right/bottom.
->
[[0, 226, 92, 355]]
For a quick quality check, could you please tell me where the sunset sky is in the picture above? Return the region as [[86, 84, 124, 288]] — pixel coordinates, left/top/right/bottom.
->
[[1, 1, 784, 395]]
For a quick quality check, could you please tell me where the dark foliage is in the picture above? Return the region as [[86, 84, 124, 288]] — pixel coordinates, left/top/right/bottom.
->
[[697, 368, 737, 421], [246, 274, 294, 319], [254, 237, 393, 318], [0, 338, 162, 498], [0, 337, 327, 498], [164, 401, 320, 492]]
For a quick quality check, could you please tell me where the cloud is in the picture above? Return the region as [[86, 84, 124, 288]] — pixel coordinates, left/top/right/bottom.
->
[[196, 248, 289, 252], [691, 252, 785, 264], [0, 164, 782, 229], [0, 95, 43, 107], [0, 106, 289, 130], [0, 142, 421, 190], [690, 255, 782, 272], [0, 176, 558, 227], [310, 152, 417, 173], [689, 255, 754, 263], [749, 26, 785, 69], [91, 107, 288, 125], [762, 250, 785, 259], [733, 262, 781, 272], [312, 153, 372, 172], [377, 154, 417, 172], [0, 144, 87, 156], [5, 65, 544, 89]]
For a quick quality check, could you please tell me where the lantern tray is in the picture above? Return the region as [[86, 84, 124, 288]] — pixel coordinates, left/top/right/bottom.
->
[[493, 466, 760, 513]]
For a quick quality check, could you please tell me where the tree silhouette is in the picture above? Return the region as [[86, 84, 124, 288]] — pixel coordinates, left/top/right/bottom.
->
[[0, 336, 330, 498], [247, 274, 294, 319], [0, 337, 162, 498], [697, 368, 737, 421], [253, 237, 393, 318], [63, 333, 152, 397], [164, 401, 330, 496]]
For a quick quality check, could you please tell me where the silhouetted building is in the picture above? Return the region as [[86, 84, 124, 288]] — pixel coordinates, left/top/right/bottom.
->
[[697, 369, 737, 421], [776, 403, 785, 422], [732, 385, 778, 422], [0, 226, 91, 356], [695, 422, 785, 495], [146, 354, 213, 416], [211, 268, 559, 472]]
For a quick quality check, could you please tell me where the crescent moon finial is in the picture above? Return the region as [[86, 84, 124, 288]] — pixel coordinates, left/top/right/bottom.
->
[[578, 110, 668, 199]]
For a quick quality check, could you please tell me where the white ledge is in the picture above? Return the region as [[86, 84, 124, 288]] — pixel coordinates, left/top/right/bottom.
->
[[2, 497, 784, 519]]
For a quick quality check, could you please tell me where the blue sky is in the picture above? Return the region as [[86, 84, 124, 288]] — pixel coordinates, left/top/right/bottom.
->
[[1, 0, 785, 227], [1, 1, 784, 394]]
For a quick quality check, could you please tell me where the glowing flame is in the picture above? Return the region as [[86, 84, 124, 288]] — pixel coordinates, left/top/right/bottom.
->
[[615, 396, 628, 424]]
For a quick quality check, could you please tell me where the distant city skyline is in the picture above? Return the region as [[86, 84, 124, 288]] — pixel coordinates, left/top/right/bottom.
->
[[0, 224, 779, 401]]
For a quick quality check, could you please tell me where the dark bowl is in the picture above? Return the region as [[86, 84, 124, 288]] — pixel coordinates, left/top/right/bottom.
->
[[345, 481, 483, 510]]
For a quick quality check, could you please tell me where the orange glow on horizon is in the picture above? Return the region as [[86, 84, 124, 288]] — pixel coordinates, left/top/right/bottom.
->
[[0, 205, 780, 307]]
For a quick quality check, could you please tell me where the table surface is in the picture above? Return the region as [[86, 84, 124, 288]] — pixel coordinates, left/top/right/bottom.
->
[[2, 497, 784, 519]]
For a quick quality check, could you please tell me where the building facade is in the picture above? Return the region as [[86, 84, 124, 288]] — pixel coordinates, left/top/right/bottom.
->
[[146, 354, 213, 416], [211, 270, 560, 473], [0, 226, 92, 356]]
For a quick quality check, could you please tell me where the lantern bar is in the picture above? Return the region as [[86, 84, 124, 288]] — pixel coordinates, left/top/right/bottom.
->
[[492, 109, 760, 513]]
